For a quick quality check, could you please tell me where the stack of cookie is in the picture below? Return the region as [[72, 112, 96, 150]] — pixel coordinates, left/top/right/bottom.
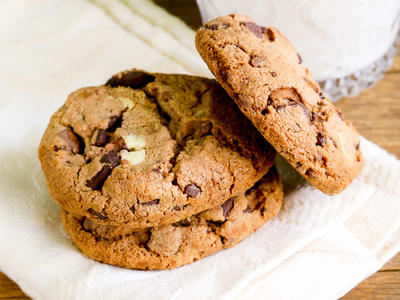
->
[[38, 14, 363, 270], [39, 71, 283, 269]]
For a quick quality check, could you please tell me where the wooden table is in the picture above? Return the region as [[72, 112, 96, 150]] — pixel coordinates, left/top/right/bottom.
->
[[1, 1, 399, 299]]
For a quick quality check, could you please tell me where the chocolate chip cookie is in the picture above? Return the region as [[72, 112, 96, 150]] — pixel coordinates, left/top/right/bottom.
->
[[39, 70, 275, 227], [195, 14, 363, 195], [60, 168, 283, 270]]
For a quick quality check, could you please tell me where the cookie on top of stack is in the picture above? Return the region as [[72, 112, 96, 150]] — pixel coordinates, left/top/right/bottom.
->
[[195, 14, 363, 195], [38, 14, 362, 270]]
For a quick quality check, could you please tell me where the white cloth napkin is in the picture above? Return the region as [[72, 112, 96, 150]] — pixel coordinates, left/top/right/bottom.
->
[[0, 1, 399, 299]]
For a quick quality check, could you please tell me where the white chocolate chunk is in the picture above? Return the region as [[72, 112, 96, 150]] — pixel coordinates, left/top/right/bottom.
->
[[120, 149, 145, 165], [123, 134, 146, 151], [118, 97, 135, 109]]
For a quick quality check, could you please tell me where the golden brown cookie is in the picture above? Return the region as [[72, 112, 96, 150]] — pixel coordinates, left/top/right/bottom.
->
[[60, 168, 283, 270], [195, 14, 363, 195], [39, 70, 275, 226]]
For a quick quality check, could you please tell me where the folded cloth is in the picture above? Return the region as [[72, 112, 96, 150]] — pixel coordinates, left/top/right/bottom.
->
[[0, 0, 399, 299]]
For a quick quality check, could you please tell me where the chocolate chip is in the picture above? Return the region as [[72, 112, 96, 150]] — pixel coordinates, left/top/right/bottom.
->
[[175, 219, 191, 227], [271, 71, 277, 77], [296, 162, 302, 168], [169, 155, 178, 167], [261, 108, 268, 116], [107, 115, 122, 132], [140, 199, 160, 206], [94, 129, 108, 147], [336, 108, 344, 121], [173, 205, 181, 211], [250, 56, 264, 67], [86, 165, 112, 190], [205, 23, 219, 30], [299, 103, 311, 122], [130, 206, 135, 214], [311, 111, 316, 122], [83, 218, 97, 231], [297, 53, 303, 64], [267, 96, 273, 106], [254, 201, 266, 215], [184, 183, 201, 198], [88, 208, 107, 220], [221, 198, 234, 218], [355, 141, 360, 150], [242, 22, 263, 38], [100, 151, 120, 168], [305, 168, 316, 177], [319, 92, 325, 99], [265, 27, 275, 41], [242, 205, 253, 213], [316, 133, 326, 147], [275, 99, 308, 120], [57, 129, 83, 154], [106, 70, 155, 89]]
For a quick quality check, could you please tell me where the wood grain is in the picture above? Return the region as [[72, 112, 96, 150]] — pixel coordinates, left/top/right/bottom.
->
[[342, 272, 400, 300], [392, 49, 400, 72], [336, 72, 400, 157], [0, 273, 28, 299], [381, 254, 400, 271], [0, 1, 399, 299], [338, 53, 400, 299]]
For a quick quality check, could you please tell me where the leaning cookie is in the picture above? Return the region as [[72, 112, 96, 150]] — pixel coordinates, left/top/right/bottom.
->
[[60, 168, 283, 270], [39, 70, 275, 227], [195, 14, 363, 195]]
